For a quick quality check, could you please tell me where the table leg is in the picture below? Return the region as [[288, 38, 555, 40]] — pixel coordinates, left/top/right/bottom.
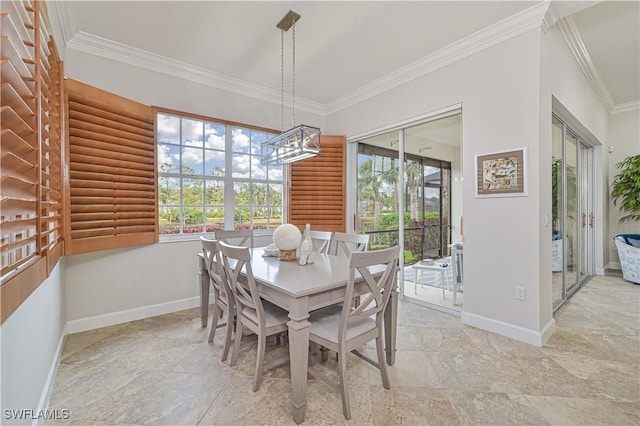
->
[[199, 256, 209, 328], [384, 286, 398, 365], [452, 268, 458, 305], [287, 301, 311, 424]]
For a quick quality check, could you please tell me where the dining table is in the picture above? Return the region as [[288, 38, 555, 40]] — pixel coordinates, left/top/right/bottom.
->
[[198, 247, 398, 424]]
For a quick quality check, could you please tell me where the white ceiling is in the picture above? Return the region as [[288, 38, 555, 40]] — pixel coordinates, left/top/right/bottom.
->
[[53, 1, 638, 147]]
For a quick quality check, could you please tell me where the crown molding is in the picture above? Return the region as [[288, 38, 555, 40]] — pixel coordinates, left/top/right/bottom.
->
[[611, 101, 640, 114], [324, 1, 551, 115], [556, 15, 615, 113], [64, 3, 551, 119], [66, 31, 326, 116]]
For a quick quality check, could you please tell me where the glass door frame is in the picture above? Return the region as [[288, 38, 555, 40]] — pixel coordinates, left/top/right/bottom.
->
[[552, 113, 595, 312]]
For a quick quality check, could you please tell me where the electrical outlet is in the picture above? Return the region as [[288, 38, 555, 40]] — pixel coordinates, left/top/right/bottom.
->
[[515, 286, 526, 300]]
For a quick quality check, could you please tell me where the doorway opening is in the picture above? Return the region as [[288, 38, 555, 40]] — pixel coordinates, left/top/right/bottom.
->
[[354, 110, 463, 313]]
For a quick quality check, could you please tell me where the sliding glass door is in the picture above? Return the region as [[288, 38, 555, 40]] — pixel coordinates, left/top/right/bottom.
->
[[551, 114, 594, 310], [355, 110, 461, 312]]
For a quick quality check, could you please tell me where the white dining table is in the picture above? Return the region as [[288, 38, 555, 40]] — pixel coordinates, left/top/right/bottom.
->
[[198, 247, 398, 424]]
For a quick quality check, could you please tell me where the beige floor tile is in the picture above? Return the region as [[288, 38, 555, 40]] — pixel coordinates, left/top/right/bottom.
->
[[45, 276, 639, 425], [449, 392, 550, 425], [526, 395, 638, 425]]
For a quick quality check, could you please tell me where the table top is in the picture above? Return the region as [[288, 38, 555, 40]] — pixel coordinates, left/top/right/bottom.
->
[[412, 261, 451, 271], [248, 247, 384, 298]]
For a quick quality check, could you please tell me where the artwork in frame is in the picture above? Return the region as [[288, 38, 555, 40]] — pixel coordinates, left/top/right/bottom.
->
[[475, 148, 527, 197]]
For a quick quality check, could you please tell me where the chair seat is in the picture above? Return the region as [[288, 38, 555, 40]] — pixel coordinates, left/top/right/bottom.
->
[[241, 301, 289, 328], [309, 305, 376, 343]]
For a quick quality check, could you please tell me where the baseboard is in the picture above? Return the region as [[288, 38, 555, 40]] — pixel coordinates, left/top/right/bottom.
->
[[66, 295, 208, 334], [34, 324, 67, 426], [461, 311, 556, 347], [606, 262, 621, 271]]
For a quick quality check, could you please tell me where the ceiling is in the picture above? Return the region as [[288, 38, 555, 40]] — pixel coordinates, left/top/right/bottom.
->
[[52, 1, 638, 149]]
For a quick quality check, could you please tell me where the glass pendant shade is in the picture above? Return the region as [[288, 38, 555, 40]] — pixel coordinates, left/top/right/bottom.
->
[[261, 124, 321, 165]]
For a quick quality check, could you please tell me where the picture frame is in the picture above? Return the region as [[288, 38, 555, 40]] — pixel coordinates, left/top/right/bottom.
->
[[475, 148, 527, 198]]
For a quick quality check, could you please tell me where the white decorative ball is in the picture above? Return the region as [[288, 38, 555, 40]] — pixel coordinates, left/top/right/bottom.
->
[[273, 224, 302, 251]]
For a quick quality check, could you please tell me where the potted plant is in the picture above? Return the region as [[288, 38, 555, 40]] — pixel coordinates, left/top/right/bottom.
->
[[611, 154, 640, 284]]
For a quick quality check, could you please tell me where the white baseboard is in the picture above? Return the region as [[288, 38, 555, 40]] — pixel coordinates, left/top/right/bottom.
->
[[606, 262, 621, 271], [461, 311, 556, 347], [34, 324, 67, 426], [66, 295, 209, 334]]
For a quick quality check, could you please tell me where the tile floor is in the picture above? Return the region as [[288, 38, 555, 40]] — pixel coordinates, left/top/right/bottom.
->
[[46, 274, 640, 425]]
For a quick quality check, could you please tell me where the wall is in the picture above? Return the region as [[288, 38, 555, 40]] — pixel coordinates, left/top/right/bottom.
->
[[540, 24, 610, 280], [607, 110, 640, 268], [64, 50, 326, 134], [330, 29, 551, 344], [0, 263, 66, 425]]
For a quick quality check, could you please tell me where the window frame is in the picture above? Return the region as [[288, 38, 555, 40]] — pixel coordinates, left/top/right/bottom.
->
[[155, 108, 284, 241]]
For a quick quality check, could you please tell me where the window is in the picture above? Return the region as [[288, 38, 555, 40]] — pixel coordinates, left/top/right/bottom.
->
[[157, 112, 283, 237]]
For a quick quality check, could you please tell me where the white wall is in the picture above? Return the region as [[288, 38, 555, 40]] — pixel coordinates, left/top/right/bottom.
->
[[0, 263, 66, 425], [329, 29, 551, 344], [607, 110, 640, 268], [64, 50, 326, 134], [540, 24, 610, 279], [64, 241, 200, 328]]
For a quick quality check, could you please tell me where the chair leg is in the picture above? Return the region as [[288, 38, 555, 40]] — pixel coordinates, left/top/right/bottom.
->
[[320, 346, 329, 362], [208, 303, 221, 343], [376, 335, 391, 389], [221, 309, 233, 362], [230, 321, 243, 366], [338, 351, 351, 420], [253, 333, 267, 392]]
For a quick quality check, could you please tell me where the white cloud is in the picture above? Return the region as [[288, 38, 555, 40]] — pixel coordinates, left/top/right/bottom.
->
[[183, 147, 203, 164], [232, 154, 251, 178], [206, 133, 225, 151], [232, 128, 250, 151]]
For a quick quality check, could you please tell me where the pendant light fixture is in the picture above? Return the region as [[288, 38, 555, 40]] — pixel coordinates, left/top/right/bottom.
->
[[261, 10, 321, 166]]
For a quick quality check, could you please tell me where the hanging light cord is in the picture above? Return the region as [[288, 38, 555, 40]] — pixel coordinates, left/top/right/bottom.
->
[[280, 29, 285, 133], [291, 20, 296, 127]]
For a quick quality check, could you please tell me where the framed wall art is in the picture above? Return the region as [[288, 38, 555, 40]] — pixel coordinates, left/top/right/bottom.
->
[[475, 148, 527, 197]]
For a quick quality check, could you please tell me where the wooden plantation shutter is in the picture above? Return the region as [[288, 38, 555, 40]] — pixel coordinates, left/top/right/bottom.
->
[[1, 1, 64, 322], [1, 0, 39, 276], [65, 79, 157, 255], [40, 25, 65, 272], [288, 135, 346, 232]]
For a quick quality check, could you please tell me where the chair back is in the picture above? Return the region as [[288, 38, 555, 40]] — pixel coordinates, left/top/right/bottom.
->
[[215, 229, 254, 248], [340, 246, 399, 342], [309, 230, 333, 254], [332, 232, 369, 257], [200, 236, 233, 307], [219, 241, 264, 329]]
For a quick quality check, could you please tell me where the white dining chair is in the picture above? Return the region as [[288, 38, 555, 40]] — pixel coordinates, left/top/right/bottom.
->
[[215, 229, 254, 248], [309, 230, 332, 254], [219, 241, 289, 392], [331, 232, 369, 257], [307, 245, 399, 420], [200, 236, 235, 362]]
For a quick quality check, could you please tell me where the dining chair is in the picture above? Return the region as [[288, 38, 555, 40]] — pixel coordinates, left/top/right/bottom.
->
[[218, 241, 290, 392], [309, 230, 332, 254], [200, 236, 235, 362], [331, 232, 369, 257], [307, 245, 399, 420], [215, 229, 254, 248]]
